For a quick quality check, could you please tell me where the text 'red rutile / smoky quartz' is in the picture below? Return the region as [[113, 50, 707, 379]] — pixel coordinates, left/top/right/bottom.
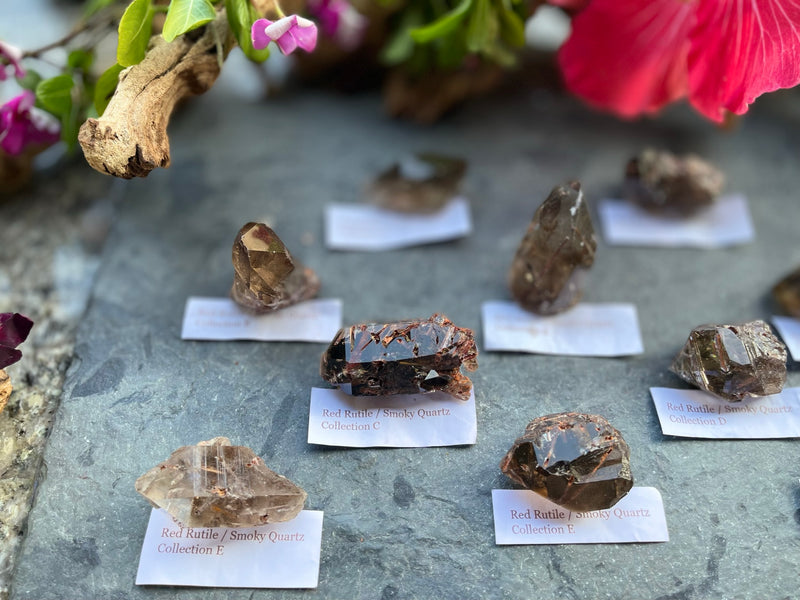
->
[[500, 413, 633, 512], [320, 314, 478, 401], [368, 153, 467, 213], [773, 266, 800, 318], [670, 320, 787, 402], [230, 222, 320, 313], [624, 149, 725, 216], [508, 181, 597, 315], [135, 437, 307, 528]]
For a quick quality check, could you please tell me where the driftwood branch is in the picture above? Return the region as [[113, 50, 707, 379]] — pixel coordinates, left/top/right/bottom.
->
[[79, 11, 234, 178]]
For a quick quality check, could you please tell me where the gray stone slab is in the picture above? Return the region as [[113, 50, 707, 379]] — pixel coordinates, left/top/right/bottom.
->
[[11, 80, 800, 599]]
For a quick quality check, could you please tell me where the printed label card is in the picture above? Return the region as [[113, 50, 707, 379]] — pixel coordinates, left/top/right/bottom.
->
[[324, 197, 472, 251], [181, 297, 341, 343], [651, 387, 800, 438], [482, 301, 644, 357], [136, 509, 323, 588], [772, 316, 800, 362], [597, 194, 754, 248], [492, 487, 668, 545], [307, 387, 477, 448]]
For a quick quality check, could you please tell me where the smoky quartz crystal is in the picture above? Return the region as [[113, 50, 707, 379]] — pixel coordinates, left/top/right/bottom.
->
[[500, 413, 633, 511], [135, 437, 307, 527], [670, 320, 787, 401], [230, 222, 320, 313], [508, 181, 597, 315], [320, 313, 478, 400]]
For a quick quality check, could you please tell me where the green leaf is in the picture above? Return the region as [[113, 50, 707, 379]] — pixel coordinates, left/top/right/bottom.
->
[[117, 0, 155, 67], [162, 0, 216, 43], [225, 0, 269, 63], [498, 6, 525, 48], [35, 75, 74, 117], [16, 69, 43, 91], [466, 0, 497, 53], [84, 0, 117, 18], [67, 49, 95, 71], [410, 0, 472, 44], [94, 63, 125, 115], [381, 28, 415, 65]]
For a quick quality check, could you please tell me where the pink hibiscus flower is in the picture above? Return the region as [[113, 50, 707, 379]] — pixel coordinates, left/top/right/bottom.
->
[[251, 15, 318, 55], [0, 91, 60, 156], [557, 0, 800, 122]]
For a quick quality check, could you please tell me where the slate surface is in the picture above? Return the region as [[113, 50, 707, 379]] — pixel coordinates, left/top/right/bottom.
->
[[11, 75, 800, 599]]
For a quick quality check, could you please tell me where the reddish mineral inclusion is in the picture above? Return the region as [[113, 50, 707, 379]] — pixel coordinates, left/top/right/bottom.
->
[[320, 314, 478, 400], [500, 413, 633, 511]]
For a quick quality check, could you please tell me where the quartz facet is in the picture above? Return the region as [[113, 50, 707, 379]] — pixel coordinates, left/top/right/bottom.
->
[[135, 437, 307, 527], [368, 153, 467, 213], [773, 266, 800, 317], [320, 313, 478, 400], [500, 413, 633, 511], [230, 222, 320, 313], [624, 149, 725, 216], [508, 181, 597, 315], [670, 320, 787, 401]]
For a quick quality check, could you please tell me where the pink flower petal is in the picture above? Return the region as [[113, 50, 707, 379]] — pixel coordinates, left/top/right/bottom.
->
[[275, 31, 299, 54], [558, 0, 695, 118], [688, 0, 800, 122], [292, 18, 318, 53], [547, 0, 590, 10], [0, 41, 25, 79], [0, 91, 59, 156], [251, 18, 275, 50]]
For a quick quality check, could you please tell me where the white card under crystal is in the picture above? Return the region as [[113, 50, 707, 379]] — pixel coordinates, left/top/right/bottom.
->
[[771, 316, 800, 362], [650, 387, 800, 438], [181, 297, 342, 342], [308, 387, 477, 447], [482, 301, 644, 356], [598, 194, 754, 248], [324, 197, 471, 251], [136, 509, 323, 588], [492, 487, 668, 545]]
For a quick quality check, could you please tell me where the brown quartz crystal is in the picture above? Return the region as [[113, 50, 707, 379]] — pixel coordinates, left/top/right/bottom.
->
[[135, 437, 307, 527], [230, 222, 320, 313], [367, 153, 467, 213], [320, 313, 478, 401], [508, 181, 597, 315], [773, 266, 800, 317], [500, 413, 633, 512], [670, 320, 787, 401], [624, 149, 725, 216]]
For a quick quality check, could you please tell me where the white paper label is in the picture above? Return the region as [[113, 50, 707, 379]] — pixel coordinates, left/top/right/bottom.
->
[[136, 509, 323, 588], [597, 194, 754, 248], [307, 387, 477, 447], [772, 316, 800, 362], [181, 297, 342, 342], [492, 487, 668, 545], [481, 301, 643, 356], [324, 197, 472, 251], [650, 387, 800, 438]]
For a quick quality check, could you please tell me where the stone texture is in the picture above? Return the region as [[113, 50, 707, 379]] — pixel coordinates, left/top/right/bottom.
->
[[320, 314, 478, 400], [508, 181, 596, 315], [500, 413, 633, 511], [624, 148, 725, 216], [671, 320, 787, 401], [230, 222, 320, 313], [135, 437, 306, 528], [367, 153, 467, 213], [773, 266, 800, 317], [0, 372, 10, 415]]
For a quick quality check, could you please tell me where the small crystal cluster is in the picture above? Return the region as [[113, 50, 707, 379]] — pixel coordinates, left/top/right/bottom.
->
[[670, 320, 787, 401], [624, 149, 725, 216], [368, 153, 467, 213], [508, 181, 597, 315], [500, 413, 633, 511], [230, 223, 320, 313], [773, 267, 800, 317], [135, 437, 307, 527], [320, 313, 478, 400]]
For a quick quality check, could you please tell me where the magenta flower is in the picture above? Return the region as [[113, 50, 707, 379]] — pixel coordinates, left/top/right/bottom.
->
[[0, 91, 60, 156], [307, 0, 367, 50], [0, 41, 25, 81], [556, 0, 800, 122], [0, 313, 33, 370], [251, 16, 318, 55]]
